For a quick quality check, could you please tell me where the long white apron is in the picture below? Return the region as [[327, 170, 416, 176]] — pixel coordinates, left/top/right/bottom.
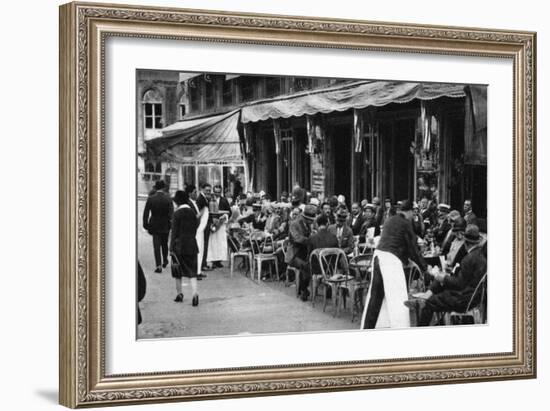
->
[[207, 222, 228, 262], [361, 249, 410, 329], [196, 208, 209, 272]]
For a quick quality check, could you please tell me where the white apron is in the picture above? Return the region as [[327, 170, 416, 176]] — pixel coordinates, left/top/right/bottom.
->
[[207, 222, 228, 262], [361, 249, 410, 329], [196, 207, 209, 272]]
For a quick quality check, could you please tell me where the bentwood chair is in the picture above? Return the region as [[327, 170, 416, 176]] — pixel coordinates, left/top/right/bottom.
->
[[281, 239, 300, 292], [443, 272, 488, 325], [406, 259, 426, 293], [228, 228, 253, 278], [250, 231, 279, 283], [315, 248, 350, 316], [340, 251, 374, 322]]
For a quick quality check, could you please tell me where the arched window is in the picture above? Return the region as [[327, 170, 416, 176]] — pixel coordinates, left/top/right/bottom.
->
[[142, 89, 163, 129]]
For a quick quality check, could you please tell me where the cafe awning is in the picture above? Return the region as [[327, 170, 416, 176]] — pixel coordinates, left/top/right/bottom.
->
[[240, 80, 466, 123], [145, 110, 243, 163]]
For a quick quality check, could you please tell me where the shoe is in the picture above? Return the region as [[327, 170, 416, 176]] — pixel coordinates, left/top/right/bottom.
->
[[174, 293, 183, 302], [154, 266, 162, 273], [202, 265, 213, 271], [214, 262, 224, 268], [192, 295, 199, 307], [162, 261, 169, 268]]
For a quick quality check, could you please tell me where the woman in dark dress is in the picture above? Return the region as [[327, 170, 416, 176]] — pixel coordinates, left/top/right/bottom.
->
[[170, 190, 200, 306]]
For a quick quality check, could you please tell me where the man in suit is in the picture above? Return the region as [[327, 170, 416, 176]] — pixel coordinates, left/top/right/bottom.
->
[[348, 202, 364, 236], [286, 204, 316, 301], [360, 203, 380, 241], [463, 199, 478, 226], [414, 224, 487, 326], [433, 203, 452, 246], [306, 214, 339, 299], [142, 179, 174, 273], [239, 203, 266, 230], [328, 209, 355, 256]]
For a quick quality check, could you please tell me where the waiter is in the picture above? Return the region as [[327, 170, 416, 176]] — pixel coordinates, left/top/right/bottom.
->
[[361, 199, 426, 329]]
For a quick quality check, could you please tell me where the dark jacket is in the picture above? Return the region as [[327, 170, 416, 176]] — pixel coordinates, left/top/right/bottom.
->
[[240, 212, 267, 231], [434, 218, 452, 246], [308, 228, 339, 274], [328, 223, 355, 255], [377, 214, 426, 271], [169, 205, 199, 255], [348, 213, 364, 236], [360, 216, 380, 238], [285, 216, 311, 264], [464, 211, 478, 226], [142, 190, 174, 234], [436, 245, 487, 310]]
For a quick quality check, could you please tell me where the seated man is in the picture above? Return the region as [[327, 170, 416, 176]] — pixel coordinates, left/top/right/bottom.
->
[[414, 224, 487, 326], [308, 214, 339, 275], [238, 203, 266, 231], [444, 217, 468, 268], [433, 203, 452, 246], [328, 209, 355, 256], [359, 203, 380, 241], [348, 202, 364, 236], [286, 204, 317, 301]]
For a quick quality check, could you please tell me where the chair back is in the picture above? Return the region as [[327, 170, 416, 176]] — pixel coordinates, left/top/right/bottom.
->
[[349, 251, 374, 282], [466, 272, 487, 312], [317, 248, 349, 281], [250, 231, 274, 256], [406, 260, 425, 292], [228, 227, 249, 252]]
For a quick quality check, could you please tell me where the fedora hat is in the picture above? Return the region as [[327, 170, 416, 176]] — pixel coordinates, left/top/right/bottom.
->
[[464, 224, 481, 244], [302, 204, 317, 220]]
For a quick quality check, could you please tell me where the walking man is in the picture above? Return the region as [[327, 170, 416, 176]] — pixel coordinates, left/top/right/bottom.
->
[[142, 180, 173, 273]]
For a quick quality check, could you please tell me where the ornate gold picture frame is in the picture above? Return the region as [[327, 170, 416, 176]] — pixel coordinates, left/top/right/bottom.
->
[[59, 1, 536, 408]]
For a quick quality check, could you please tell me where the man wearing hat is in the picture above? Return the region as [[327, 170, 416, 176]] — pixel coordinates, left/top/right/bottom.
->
[[328, 209, 355, 255], [414, 224, 487, 326], [142, 180, 174, 273], [445, 217, 468, 268], [286, 204, 316, 301], [359, 204, 380, 240], [361, 199, 426, 329], [239, 203, 266, 231], [433, 203, 452, 246]]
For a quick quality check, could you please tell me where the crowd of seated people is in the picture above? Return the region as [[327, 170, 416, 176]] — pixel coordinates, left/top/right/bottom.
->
[[221, 183, 486, 325]]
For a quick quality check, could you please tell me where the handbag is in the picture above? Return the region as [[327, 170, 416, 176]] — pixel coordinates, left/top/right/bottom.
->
[[170, 252, 183, 277]]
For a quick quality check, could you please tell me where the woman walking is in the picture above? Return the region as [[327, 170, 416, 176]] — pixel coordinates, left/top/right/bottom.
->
[[170, 190, 200, 306]]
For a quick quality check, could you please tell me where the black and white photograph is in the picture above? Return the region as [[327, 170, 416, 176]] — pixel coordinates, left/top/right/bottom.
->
[[136, 69, 488, 339]]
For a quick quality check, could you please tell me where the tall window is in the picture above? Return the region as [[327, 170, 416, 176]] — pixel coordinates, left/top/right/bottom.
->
[[142, 89, 163, 129], [240, 76, 255, 102], [265, 77, 282, 97], [189, 79, 200, 112], [204, 75, 215, 109], [222, 80, 233, 106]]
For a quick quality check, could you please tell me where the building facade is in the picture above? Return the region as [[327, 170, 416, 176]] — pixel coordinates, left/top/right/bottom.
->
[[141, 70, 487, 218]]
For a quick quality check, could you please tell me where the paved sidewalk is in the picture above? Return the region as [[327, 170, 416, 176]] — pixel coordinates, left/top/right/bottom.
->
[[137, 200, 360, 338]]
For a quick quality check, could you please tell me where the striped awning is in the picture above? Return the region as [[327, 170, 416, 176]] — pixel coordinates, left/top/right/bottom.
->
[[240, 80, 467, 123], [146, 110, 242, 163]]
